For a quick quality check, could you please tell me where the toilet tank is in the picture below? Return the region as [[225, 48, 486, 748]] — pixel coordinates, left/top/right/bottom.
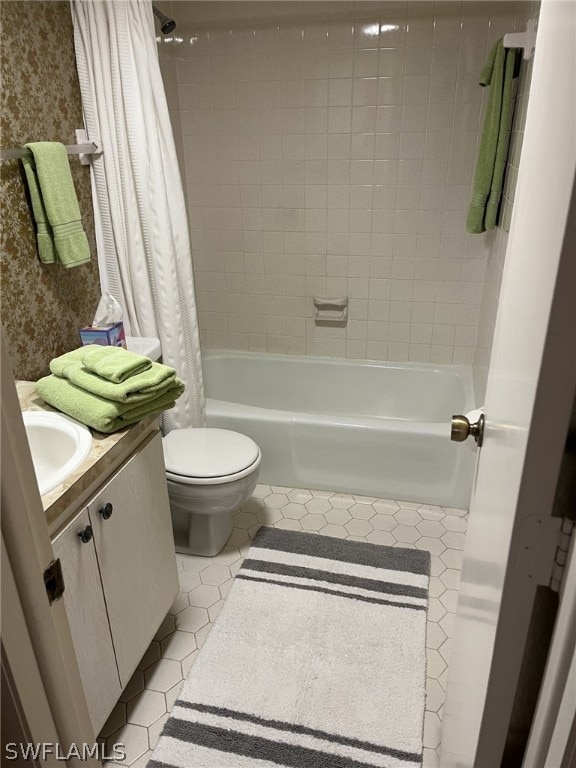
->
[[125, 336, 162, 362]]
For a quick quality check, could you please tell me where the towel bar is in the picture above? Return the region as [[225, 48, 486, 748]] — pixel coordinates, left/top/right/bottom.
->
[[504, 18, 537, 60], [0, 140, 101, 162]]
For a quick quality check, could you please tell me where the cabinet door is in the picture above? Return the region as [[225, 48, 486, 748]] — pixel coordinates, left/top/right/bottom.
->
[[52, 508, 122, 735], [88, 432, 179, 688]]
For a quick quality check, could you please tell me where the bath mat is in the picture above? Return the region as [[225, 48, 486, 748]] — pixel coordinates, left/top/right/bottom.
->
[[149, 527, 430, 768]]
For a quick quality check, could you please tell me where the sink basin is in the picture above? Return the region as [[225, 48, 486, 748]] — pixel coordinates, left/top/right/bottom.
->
[[22, 411, 93, 496], [125, 336, 161, 361]]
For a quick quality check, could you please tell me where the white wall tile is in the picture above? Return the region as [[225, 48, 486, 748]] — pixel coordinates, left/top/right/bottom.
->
[[160, 1, 533, 367]]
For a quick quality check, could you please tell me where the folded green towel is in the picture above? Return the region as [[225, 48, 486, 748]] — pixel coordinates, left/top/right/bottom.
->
[[21, 156, 57, 264], [467, 40, 519, 234], [35, 374, 185, 433], [80, 345, 152, 383], [50, 346, 179, 404], [23, 142, 91, 267]]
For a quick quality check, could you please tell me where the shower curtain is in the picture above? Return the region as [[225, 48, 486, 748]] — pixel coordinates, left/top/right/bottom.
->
[[72, 0, 205, 430]]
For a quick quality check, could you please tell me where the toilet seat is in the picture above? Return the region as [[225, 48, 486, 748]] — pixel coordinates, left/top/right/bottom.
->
[[163, 428, 261, 486]]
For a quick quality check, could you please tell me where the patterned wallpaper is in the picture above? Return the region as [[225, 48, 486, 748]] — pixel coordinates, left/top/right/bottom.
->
[[0, 1, 100, 381]]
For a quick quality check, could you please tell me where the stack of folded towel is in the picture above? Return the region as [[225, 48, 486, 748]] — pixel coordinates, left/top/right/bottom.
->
[[35, 345, 185, 433]]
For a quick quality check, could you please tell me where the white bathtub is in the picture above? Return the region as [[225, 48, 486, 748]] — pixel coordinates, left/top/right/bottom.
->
[[203, 351, 477, 509]]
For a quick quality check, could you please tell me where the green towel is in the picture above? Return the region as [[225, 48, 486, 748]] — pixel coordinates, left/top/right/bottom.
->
[[35, 374, 185, 433], [80, 345, 152, 383], [467, 40, 519, 234], [50, 346, 179, 404], [23, 142, 91, 267], [21, 156, 57, 264]]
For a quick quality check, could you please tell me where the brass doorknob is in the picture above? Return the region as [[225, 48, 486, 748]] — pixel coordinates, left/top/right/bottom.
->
[[451, 413, 485, 447]]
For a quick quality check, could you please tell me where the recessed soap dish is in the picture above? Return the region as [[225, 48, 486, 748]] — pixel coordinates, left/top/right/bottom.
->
[[313, 296, 348, 326]]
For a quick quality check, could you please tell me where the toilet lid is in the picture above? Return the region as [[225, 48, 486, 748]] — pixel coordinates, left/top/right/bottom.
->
[[163, 428, 260, 479]]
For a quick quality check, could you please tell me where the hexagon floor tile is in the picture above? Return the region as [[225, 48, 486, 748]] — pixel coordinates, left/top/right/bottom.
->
[[100, 484, 468, 766]]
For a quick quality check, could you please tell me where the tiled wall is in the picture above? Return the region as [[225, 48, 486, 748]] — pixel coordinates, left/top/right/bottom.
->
[[158, 1, 533, 365], [473, 1, 538, 402], [0, 2, 100, 381]]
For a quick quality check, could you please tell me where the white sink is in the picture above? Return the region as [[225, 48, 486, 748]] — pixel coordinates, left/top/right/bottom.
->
[[22, 411, 93, 496], [125, 336, 161, 361]]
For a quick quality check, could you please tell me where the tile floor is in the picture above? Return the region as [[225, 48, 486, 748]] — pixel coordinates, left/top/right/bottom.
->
[[101, 484, 467, 767]]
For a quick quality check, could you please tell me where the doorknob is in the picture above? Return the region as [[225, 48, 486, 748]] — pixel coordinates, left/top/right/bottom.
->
[[451, 413, 485, 447]]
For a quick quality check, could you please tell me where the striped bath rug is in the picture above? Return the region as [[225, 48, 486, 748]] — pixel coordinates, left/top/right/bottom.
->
[[149, 527, 430, 768]]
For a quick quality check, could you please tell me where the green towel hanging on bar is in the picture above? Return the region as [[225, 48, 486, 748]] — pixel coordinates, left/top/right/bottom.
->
[[22, 142, 91, 267], [467, 40, 519, 234], [21, 155, 57, 264]]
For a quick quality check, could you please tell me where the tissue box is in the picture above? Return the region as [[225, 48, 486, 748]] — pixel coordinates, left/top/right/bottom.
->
[[79, 322, 127, 348]]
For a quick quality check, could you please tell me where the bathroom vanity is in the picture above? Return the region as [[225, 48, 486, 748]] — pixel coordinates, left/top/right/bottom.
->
[[17, 383, 179, 738]]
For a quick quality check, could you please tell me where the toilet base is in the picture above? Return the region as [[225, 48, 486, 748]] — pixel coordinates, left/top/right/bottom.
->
[[170, 503, 233, 557], [165, 465, 260, 557]]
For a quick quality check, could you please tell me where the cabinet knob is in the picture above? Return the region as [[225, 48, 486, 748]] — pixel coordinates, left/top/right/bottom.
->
[[99, 502, 113, 520], [78, 525, 93, 544]]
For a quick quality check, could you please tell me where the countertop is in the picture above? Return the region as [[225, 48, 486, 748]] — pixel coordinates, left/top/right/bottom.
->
[[17, 381, 159, 535]]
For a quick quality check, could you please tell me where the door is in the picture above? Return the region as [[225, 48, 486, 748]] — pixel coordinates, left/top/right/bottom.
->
[[2, 535, 61, 768], [1, 331, 101, 763], [543, 651, 576, 768], [51, 508, 122, 735], [523, 534, 576, 767], [440, 1, 576, 766], [88, 432, 179, 688]]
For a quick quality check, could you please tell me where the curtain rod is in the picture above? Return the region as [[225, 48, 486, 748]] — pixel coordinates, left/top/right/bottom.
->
[[0, 141, 101, 162]]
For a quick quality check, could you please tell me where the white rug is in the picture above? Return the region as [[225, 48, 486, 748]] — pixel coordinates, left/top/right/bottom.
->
[[149, 527, 430, 768]]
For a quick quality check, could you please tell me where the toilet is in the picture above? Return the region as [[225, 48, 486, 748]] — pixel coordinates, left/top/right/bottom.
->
[[162, 428, 261, 557]]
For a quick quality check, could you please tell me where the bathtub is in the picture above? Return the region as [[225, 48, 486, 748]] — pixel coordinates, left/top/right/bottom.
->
[[203, 351, 477, 509]]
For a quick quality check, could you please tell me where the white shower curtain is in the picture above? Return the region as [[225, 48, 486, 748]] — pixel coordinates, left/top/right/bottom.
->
[[72, 0, 205, 430]]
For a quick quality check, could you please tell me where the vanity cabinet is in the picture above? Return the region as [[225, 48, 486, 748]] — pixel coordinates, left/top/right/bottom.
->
[[52, 431, 178, 736], [52, 508, 121, 732]]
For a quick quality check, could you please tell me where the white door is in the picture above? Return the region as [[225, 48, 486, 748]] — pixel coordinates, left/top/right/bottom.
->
[[440, 1, 576, 766]]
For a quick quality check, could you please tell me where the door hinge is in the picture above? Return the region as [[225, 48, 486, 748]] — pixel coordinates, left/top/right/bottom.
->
[[44, 558, 65, 604], [549, 517, 575, 593], [516, 515, 574, 590]]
